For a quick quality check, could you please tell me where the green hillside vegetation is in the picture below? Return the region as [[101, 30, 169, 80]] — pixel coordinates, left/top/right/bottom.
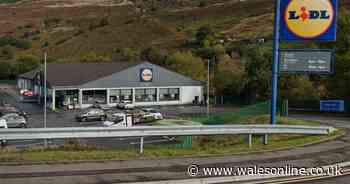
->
[[0, 0, 21, 4], [0, 0, 349, 104]]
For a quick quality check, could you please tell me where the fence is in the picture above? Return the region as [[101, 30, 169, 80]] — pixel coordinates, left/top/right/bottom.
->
[[0, 125, 335, 153]]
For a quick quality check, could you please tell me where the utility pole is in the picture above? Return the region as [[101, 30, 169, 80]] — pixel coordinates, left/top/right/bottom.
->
[[44, 51, 47, 147], [207, 59, 210, 116]]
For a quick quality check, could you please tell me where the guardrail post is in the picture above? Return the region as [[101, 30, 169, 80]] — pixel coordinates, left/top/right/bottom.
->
[[263, 134, 268, 145], [248, 134, 252, 148], [140, 137, 144, 154]]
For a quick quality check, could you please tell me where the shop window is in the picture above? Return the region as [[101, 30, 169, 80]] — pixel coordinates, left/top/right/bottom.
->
[[159, 88, 180, 101], [135, 88, 157, 102], [109, 89, 132, 103], [82, 90, 107, 104]]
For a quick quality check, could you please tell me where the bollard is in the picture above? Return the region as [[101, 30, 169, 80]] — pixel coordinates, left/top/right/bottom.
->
[[140, 137, 144, 154], [248, 134, 252, 148], [263, 134, 268, 145]]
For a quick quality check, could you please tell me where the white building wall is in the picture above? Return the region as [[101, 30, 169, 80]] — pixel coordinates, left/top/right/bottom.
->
[[180, 86, 203, 104], [17, 79, 24, 89]]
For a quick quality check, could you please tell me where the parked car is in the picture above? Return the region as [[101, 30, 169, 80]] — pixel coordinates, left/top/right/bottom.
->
[[117, 100, 135, 109], [103, 112, 127, 127], [0, 108, 28, 121], [76, 108, 107, 122], [0, 102, 28, 120], [142, 108, 163, 120], [0, 119, 7, 147], [0, 113, 27, 128], [93, 102, 113, 110], [23, 90, 34, 97]]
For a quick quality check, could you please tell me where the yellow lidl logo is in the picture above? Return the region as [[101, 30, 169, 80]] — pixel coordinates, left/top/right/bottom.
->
[[285, 0, 334, 39]]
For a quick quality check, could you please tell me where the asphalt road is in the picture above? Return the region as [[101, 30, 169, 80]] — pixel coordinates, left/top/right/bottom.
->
[[292, 175, 350, 184]]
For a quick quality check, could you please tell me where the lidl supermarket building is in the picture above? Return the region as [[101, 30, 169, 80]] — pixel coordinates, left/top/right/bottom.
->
[[17, 62, 204, 110]]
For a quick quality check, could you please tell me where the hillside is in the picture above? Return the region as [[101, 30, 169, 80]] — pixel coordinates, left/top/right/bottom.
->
[[0, 0, 349, 60]]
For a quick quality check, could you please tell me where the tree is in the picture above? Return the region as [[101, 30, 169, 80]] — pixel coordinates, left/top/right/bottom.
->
[[165, 51, 206, 81], [279, 76, 320, 101], [322, 10, 350, 99], [15, 54, 40, 75], [241, 45, 272, 103], [113, 48, 140, 62], [1, 46, 14, 60], [0, 61, 15, 79], [195, 25, 216, 47], [140, 47, 166, 65], [80, 53, 112, 63], [214, 54, 245, 96]]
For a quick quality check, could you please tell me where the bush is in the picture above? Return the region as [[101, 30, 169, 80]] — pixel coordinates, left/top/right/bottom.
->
[[15, 54, 40, 74], [198, 1, 207, 7], [1, 46, 14, 59], [0, 36, 31, 49], [0, 61, 15, 79], [44, 17, 62, 28], [14, 39, 32, 49]]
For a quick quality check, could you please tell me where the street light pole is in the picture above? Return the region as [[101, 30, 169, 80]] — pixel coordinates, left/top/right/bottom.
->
[[44, 51, 47, 147], [207, 59, 210, 116]]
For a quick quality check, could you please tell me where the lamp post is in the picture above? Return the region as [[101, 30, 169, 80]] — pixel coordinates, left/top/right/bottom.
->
[[43, 50, 47, 147], [207, 59, 210, 116]]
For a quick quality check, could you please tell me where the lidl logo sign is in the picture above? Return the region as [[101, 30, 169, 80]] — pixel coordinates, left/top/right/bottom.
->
[[140, 68, 153, 82], [281, 0, 337, 41]]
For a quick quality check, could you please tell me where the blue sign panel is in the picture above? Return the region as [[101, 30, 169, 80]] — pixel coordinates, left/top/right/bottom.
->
[[280, 0, 337, 41], [320, 100, 344, 112]]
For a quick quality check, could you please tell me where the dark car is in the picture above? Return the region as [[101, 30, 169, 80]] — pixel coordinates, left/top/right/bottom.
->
[[75, 108, 107, 122]]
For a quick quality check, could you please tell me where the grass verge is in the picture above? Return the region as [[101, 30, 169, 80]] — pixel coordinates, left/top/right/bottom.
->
[[0, 117, 344, 164]]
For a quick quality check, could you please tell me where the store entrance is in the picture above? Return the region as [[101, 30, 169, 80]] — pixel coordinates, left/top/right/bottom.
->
[[55, 90, 79, 110]]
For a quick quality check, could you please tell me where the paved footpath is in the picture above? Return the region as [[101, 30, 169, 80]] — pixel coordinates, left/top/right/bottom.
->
[[0, 115, 349, 184]]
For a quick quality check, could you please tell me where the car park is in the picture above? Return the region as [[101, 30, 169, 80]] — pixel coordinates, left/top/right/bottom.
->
[[76, 108, 107, 122], [0, 119, 7, 147], [0, 113, 27, 128]]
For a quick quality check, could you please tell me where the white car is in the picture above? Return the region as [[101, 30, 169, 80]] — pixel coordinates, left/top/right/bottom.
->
[[103, 113, 128, 127], [0, 119, 7, 146], [142, 108, 163, 120], [117, 101, 135, 109]]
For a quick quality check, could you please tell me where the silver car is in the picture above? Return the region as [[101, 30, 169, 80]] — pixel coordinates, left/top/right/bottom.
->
[[0, 113, 27, 128]]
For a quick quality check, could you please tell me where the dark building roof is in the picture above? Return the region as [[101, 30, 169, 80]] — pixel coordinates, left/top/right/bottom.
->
[[45, 62, 139, 87], [18, 61, 203, 88], [18, 69, 38, 80]]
